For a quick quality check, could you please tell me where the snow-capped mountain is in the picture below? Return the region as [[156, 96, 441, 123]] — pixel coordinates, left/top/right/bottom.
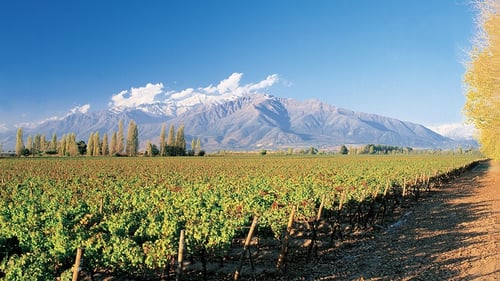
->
[[0, 73, 475, 151], [0, 95, 467, 152]]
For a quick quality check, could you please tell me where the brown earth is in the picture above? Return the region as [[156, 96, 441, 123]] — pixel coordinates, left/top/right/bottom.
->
[[273, 160, 499, 281]]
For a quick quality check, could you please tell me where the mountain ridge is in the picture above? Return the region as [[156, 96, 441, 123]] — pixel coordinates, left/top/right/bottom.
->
[[0, 93, 475, 152]]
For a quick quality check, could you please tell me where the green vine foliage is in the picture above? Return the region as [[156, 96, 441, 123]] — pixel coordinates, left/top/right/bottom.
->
[[0, 155, 482, 278]]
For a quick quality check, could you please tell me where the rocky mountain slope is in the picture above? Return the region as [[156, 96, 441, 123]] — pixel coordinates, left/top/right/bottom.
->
[[0, 92, 469, 151]]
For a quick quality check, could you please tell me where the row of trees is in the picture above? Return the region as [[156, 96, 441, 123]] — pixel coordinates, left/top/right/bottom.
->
[[14, 130, 84, 157], [14, 120, 139, 157], [145, 124, 203, 157], [86, 120, 139, 157], [13, 120, 202, 157], [338, 144, 412, 155], [464, 0, 499, 160]]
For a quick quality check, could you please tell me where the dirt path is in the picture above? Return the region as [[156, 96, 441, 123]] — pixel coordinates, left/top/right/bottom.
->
[[292, 160, 500, 280]]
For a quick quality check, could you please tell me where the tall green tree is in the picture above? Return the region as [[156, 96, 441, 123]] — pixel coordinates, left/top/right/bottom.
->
[[77, 140, 87, 155], [15, 128, 24, 156], [339, 145, 349, 155], [145, 140, 159, 156], [464, 0, 500, 159]]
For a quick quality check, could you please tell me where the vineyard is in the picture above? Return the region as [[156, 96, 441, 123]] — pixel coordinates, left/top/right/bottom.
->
[[0, 154, 483, 280]]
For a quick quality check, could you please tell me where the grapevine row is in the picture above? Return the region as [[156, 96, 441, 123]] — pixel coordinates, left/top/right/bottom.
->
[[0, 155, 483, 280]]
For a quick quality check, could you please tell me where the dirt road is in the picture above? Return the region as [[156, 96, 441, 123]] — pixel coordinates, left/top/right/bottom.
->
[[296, 160, 499, 280]]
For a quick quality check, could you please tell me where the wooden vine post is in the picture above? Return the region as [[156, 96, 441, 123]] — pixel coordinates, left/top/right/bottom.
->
[[383, 180, 390, 196], [276, 206, 296, 272], [338, 189, 347, 211], [307, 196, 325, 258], [402, 178, 407, 197], [234, 215, 258, 281], [316, 195, 325, 222], [72, 248, 84, 281], [176, 229, 185, 281]]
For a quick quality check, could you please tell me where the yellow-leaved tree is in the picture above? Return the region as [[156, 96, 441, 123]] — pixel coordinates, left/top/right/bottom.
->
[[464, 0, 500, 160]]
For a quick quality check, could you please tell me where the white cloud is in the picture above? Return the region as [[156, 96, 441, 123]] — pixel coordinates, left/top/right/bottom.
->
[[247, 74, 279, 92], [173, 72, 279, 100], [0, 123, 8, 132], [428, 123, 477, 140], [216, 72, 243, 94], [109, 73, 280, 110], [69, 104, 90, 114], [110, 83, 164, 108]]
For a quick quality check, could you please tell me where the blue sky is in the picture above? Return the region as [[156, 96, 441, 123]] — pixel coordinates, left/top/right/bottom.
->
[[0, 0, 476, 131]]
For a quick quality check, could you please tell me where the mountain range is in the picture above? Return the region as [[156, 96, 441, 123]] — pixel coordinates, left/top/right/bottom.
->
[[0, 88, 477, 152]]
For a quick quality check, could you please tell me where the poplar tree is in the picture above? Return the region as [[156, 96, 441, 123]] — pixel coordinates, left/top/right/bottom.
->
[[87, 133, 94, 156], [51, 133, 57, 152], [27, 135, 33, 156], [159, 123, 167, 156], [60, 134, 67, 156], [40, 135, 46, 153], [166, 124, 176, 156], [64, 134, 70, 156], [464, 0, 500, 159], [196, 137, 201, 155], [33, 134, 41, 155], [68, 133, 78, 156], [93, 131, 100, 156], [175, 124, 186, 156], [102, 133, 109, 156], [191, 138, 196, 156], [15, 128, 24, 156], [126, 120, 138, 156], [146, 140, 153, 156], [110, 132, 117, 156], [116, 119, 124, 154]]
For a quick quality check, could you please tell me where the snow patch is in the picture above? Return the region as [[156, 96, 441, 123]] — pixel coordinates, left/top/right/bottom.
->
[[427, 123, 477, 140]]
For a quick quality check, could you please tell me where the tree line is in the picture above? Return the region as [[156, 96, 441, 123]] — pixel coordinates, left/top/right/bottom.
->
[[338, 144, 413, 155], [13, 120, 203, 157]]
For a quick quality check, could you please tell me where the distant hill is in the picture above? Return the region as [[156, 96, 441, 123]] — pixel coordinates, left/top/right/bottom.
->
[[0, 93, 473, 151]]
